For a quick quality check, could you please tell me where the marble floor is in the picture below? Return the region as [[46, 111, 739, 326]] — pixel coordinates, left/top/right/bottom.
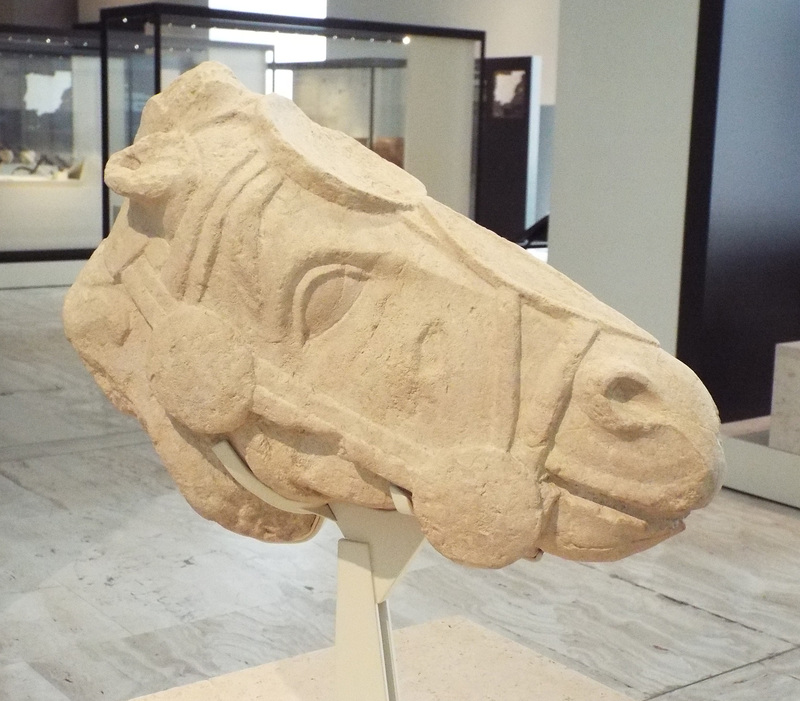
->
[[1, 286, 799, 701]]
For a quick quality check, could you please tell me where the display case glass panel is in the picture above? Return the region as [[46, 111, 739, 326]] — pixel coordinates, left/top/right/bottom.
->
[[100, 4, 484, 232], [0, 27, 102, 258]]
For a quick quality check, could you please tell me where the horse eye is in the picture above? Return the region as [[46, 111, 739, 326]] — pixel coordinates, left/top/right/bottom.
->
[[604, 375, 649, 403], [294, 264, 368, 341]]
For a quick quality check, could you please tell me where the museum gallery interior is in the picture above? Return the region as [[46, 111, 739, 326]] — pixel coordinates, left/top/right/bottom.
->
[[1, 1, 799, 701]]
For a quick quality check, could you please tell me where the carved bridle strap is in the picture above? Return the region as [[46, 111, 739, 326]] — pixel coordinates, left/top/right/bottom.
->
[[160, 149, 263, 302], [400, 201, 601, 469], [210, 440, 414, 521], [514, 318, 599, 467], [115, 201, 596, 524], [117, 251, 420, 521], [210, 440, 334, 519]]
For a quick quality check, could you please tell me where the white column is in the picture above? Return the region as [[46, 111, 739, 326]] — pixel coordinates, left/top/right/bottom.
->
[[547, 1, 700, 353]]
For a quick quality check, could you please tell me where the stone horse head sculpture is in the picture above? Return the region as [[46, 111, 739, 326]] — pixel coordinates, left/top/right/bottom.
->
[[64, 62, 723, 569]]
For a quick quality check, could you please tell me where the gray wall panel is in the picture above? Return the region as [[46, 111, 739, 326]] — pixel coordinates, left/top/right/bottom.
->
[[699, 0, 800, 420]]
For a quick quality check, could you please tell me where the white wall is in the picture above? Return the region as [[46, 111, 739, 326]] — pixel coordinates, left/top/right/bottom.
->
[[0, 0, 77, 28], [327, 0, 560, 105], [547, 1, 700, 353]]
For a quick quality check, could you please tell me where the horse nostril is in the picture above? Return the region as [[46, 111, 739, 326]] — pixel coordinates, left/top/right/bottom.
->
[[604, 375, 649, 403]]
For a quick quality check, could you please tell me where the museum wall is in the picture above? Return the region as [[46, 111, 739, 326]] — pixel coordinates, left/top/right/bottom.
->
[[78, 0, 207, 24], [683, 0, 800, 422], [547, 0, 701, 355], [0, 0, 77, 29]]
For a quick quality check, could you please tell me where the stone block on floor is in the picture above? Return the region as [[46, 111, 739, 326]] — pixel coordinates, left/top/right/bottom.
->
[[131, 617, 634, 701], [769, 340, 800, 455]]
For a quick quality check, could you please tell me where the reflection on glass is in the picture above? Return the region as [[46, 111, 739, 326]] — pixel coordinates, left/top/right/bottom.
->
[[0, 29, 102, 253], [291, 61, 405, 166], [492, 69, 527, 119], [0, 54, 81, 181], [153, 20, 412, 166]]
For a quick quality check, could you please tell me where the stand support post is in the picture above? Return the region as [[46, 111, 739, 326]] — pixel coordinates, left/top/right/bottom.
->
[[332, 501, 424, 701], [335, 540, 398, 701], [212, 440, 423, 699]]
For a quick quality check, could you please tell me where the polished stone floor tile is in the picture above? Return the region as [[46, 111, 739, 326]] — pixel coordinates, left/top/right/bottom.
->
[[20, 457, 337, 636], [0, 585, 130, 665], [0, 287, 140, 449], [0, 469, 45, 510], [388, 547, 793, 699], [653, 648, 800, 700], [0, 661, 71, 701], [0, 444, 178, 597], [0, 495, 104, 595], [587, 488, 800, 644], [763, 646, 800, 678], [0, 381, 140, 449], [29, 600, 336, 701], [0, 430, 149, 463], [0, 443, 172, 515]]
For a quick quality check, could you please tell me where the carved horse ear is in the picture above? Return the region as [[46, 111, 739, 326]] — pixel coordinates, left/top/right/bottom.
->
[[105, 131, 193, 201]]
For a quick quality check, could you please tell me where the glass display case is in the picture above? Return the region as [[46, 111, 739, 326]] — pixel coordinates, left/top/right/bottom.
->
[[476, 56, 545, 246], [0, 26, 102, 262], [100, 3, 485, 233], [289, 58, 406, 167]]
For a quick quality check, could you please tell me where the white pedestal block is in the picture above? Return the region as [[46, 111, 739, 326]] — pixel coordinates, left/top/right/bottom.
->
[[721, 425, 800, 510], [769, 341, 800, 455], [131, 617, 633, 701]]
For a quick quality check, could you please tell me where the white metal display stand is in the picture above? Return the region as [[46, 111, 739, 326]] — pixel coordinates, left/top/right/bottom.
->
[[331, 498, 425, 701], [213, 441, 425, 701]]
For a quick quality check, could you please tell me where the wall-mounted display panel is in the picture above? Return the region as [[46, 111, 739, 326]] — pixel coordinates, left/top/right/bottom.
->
[[476, 56, 543, 246]]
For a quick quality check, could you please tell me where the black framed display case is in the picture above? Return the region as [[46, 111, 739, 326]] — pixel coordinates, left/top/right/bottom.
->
[[476, 56, 545, 247], [99, 3, 486, 235], [0, 25, 101, 264]]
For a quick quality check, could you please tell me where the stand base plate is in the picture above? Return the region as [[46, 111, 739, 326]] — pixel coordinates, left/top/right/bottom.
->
[[131, 617, 634, 701]]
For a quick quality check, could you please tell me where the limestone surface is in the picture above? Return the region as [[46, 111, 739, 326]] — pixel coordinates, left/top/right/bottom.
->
[[63, 62, 724, 568]]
